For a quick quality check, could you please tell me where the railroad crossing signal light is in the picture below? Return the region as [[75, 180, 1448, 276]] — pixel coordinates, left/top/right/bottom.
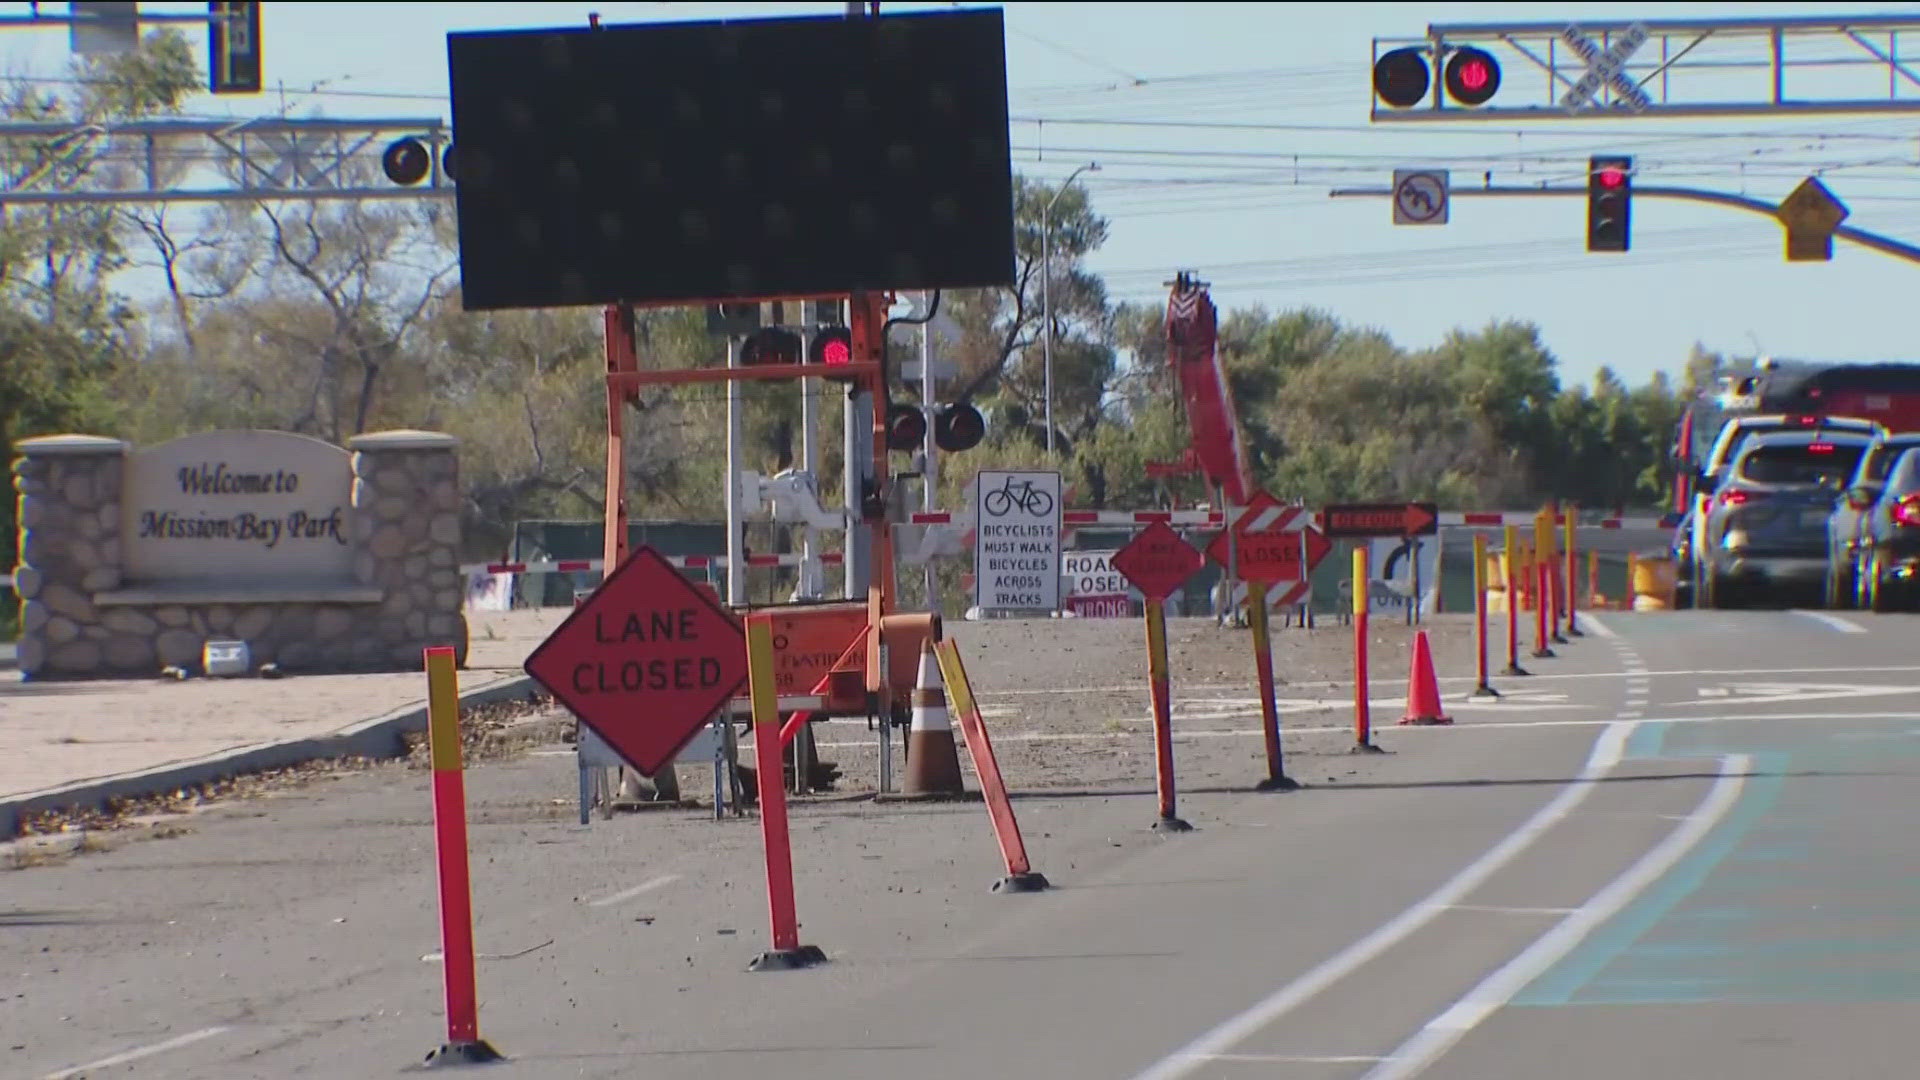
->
[[1444, 47, 1501, 106], [741, 327, 802, 366], [209, 2, 262, 95], [886, 403, 927, 451], [1587, 155, 1633, 253], [1373, 44, 1502, 109], [382, 138, 432, 185], [933, 402, 986, 453], [1373, 47, 1430, 109], [809, 326, 856, 381]]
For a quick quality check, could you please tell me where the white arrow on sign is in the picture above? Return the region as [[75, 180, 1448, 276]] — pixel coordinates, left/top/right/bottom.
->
[[1560, 23, 1653, 113]]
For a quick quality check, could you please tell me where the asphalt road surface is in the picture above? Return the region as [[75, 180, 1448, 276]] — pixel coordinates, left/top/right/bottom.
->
[[7, 607, 1920, 1079]]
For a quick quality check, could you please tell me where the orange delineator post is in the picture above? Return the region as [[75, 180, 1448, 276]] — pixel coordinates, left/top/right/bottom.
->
[[1143, 596, 1192, 831], [421, 646, 503, 1066], [933, 641, 1050, 893], [1531, 515, 1556, 660], [1564, 510, 1583, 636], [1502, 526, 1526, 676], [1353, 546, 1381, 753], [1472, 533, 1495, 697], [1247, 581, 1299, 792], [744, 616, 825, 971]]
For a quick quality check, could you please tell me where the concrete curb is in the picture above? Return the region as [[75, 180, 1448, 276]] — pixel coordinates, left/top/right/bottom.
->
[[1, 671, 542, 840]]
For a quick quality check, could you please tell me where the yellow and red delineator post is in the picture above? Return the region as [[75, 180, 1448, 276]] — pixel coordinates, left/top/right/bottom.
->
[[744, 615, 826, 972], [420, 646, 503, 1067], [1503, 524, 1528, 677], [933, 640, 1050, 893], [1472, 533, 1497, 697], [1352, 545, 1382, 753], [1143, 595, 1192, 831]]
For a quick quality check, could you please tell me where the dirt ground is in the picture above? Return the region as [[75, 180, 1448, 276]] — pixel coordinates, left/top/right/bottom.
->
[[774, 611, 1484, 799]]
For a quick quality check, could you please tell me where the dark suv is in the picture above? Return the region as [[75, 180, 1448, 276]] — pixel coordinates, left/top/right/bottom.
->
[[1696, 429, 1872, 607]]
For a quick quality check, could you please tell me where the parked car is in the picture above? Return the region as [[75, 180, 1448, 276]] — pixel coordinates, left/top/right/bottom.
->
[[1825, 431, 1920, 607], [1696, 429, 1873, 607], [1679, 413, 1884, 603], [1849, 446, 1920, 612]]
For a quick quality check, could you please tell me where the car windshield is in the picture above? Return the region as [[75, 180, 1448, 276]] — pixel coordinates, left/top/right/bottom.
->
[[1738, 443, 1866, 486]]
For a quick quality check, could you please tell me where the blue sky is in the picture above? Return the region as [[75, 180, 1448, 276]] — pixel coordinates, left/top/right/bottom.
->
[[12, 1, 1920, 388]]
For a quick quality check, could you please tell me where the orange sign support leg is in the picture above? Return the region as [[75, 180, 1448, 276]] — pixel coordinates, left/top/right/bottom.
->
[[1564, 510, 1584, 637], [420, 646, 504, 1066], [1144, 597, 1192, 831], [744, 616, 826, 972], [934, 641, 1051, 893], [1248, 582, 1301, 792], [1352, 546, 1383, 753]]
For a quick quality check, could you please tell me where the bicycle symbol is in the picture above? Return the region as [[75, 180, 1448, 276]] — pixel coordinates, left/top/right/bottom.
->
[[982, 474, 1054, 518]]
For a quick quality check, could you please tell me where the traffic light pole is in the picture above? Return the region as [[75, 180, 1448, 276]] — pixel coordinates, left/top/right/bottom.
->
[[1328, 183, 1920, 265]]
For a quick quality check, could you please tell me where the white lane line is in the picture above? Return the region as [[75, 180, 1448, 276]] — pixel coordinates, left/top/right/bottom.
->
[[1194, 1055, 1387, 1065], [814, 710, 1920, 750], [1125, 720, 1640, 1080], [984, 664, 1920, 698], [1445, 905, 1579, 916], [1576, 613, 1620, 639], [587, 874, 681, 908], [1789, 609, 1868, 634], [1616, 711, 1644, 720], [43, 1026, 230, 1079], [1360, 753, 1751, 1080]]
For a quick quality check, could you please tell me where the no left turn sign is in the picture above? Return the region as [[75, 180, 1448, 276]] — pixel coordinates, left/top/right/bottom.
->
[[1392, 169, 1449, 225]]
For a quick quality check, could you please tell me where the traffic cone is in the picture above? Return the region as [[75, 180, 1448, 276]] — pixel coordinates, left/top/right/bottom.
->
[[901, 641, 966, 797], [1399, 629, 1452, 726]]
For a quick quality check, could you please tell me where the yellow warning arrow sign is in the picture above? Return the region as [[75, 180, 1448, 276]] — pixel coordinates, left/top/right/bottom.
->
[[1777, 176, 1849, 262]]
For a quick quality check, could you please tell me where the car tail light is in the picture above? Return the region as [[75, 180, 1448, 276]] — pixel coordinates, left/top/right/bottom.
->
[[1808, 442, 1835, 454], [1894, 495, 1920, 528], [1718, 489, 1751, 508]]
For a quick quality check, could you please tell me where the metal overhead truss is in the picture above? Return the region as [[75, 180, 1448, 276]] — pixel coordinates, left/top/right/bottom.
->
[[1373, 13, 1920, 121], [0, 116, 452, 205]]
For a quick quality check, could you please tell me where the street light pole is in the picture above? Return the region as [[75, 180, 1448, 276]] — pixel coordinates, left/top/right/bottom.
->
[[1042, 161, 1098, 457]]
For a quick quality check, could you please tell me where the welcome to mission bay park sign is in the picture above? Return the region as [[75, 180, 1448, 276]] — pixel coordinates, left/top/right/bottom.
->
[[12, 426, 470, 680]]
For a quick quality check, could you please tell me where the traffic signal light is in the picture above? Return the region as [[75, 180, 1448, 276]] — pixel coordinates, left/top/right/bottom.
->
[[741, 327, 801, 366], [809, 326, 856, 381], [209, 2, 262, 95], [933, 403, 985, 452], [886, 403, 927, 451], [1373, 47, 1430, 109], [1444, 47, 1500, 106], [1373, 44, 1502, 110], [1587, 155, 1632, 253]]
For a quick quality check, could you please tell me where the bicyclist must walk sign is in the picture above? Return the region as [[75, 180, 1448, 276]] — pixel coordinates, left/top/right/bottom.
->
[[974, 469, 1063, 612]]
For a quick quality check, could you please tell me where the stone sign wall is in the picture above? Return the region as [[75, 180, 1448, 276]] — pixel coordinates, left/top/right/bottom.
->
[[10, 429, 468, 681]]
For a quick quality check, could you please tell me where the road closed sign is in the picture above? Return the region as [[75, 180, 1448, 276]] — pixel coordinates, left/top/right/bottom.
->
[[974, 469, 1062, 612]]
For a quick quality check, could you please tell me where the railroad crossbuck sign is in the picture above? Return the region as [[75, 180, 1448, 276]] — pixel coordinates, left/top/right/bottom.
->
[[1561, 22, 1652, 112], [1320, 502, 1439, 540], [523, 546, 748, 776], [1112, 520, 1205, 602], [1206, 490, 1332, 596]]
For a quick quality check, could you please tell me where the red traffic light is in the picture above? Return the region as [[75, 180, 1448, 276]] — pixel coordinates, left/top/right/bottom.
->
[[1598, 167, 1627, 189], [741, 327, 801, 366], [1372, 47, 1431, 109], [886, 403, 927, 451], [808, 326, 856, 381], [1443, 46, 1500, 106]]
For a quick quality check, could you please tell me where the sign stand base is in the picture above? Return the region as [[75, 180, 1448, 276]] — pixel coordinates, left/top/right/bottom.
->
[[421, 1040, 505, 1068], [1473, 683, 1501, 698], [1151, 814, 1194, 833], [749, 944, 828, 972], [992, 871, 1052, 894], [1350, 743, 1388, 756], [1255, 774, 1303, 792]]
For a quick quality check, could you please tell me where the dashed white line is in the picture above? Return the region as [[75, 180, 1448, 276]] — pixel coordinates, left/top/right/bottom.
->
[[1789, 609, 1868, 634], [43, 1026, 230, 1080], [1125, 719, 1641, 1080], [1445, 905, 1579, 916], [1359, 753, 1751, 1080], [1186, 1055, 1387, 1065], [587, 874, 681, 908]]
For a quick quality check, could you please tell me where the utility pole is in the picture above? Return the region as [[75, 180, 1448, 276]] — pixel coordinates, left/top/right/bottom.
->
[[1041, 160, 1098, 456]]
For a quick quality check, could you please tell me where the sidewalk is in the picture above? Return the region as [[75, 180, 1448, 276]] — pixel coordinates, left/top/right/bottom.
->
[[1, 609, 568, 837]]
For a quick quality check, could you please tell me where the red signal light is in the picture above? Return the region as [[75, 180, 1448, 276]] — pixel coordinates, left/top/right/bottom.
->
[[1443, 46, 1501, 107], [1598, 168, 1626, 189], [809, 326, 856, 382], [1457, 59, 1491, 91], [820, 337, 850, 367]]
